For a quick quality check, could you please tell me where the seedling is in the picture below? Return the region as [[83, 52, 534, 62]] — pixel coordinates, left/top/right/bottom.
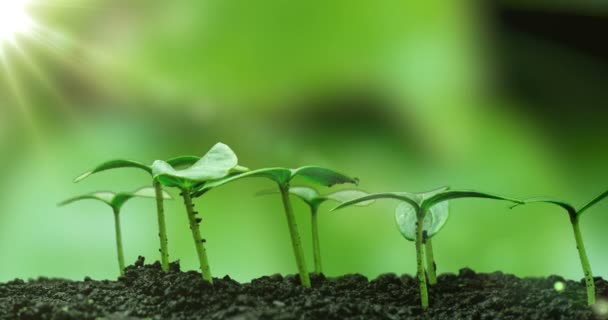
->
[[74, 155, 201, 272], [512, 189, 608, 306], [151, 143, 248, 283], [58, 187, 171, 276], [258, 186, 374, 274], [191, 166, 359, 287], [333, 187, 522, 308]]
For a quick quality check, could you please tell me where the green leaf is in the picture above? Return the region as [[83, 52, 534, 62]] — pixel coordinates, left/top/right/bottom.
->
[[578, 189, 608, 216], [74, 160, 151, 183], [152, 142, 240, 189], [419, 186, 450, 200], [287, 186, 320, 204], [59, 187, 171, 210], [519, 197, 577, 216], [332, 192, 421, 211], [194, 166, 357, 197], [291, 166, 359, 187], [395, 201, 449, 241], [421, 190, 523, 211], [197, 168, 293, 195], [323, 189, 375, 206]]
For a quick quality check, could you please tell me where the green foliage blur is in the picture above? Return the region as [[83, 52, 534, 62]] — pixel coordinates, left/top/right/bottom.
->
[[0, 0, 606, 282]]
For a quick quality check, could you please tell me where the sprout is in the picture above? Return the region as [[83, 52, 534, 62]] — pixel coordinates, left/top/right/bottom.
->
[[58, 187, 171, 276], [333, 187, 522, 308], [258, 186, 373, 274], [151, 143, 247, 283], [192, 166, 359, 287], [73, 155, 200, 272], [512, 189, 608, 306]]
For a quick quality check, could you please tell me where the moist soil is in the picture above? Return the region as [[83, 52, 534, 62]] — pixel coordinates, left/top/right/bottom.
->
[[1, 257, 606, 320]]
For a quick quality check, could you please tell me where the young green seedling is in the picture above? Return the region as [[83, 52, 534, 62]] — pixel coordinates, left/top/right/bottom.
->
[[58, 187, 171, 276], [258, 186, 374, 274], [191, 166, 359, 287], [512, 189, 608, 306], [151, 143, 248, 283], [333, 187, 522, 309], [73, 155, 201, 272]]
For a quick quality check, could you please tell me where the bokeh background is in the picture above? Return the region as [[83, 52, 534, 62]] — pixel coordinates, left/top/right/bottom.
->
[[0, 0, 606, 282]]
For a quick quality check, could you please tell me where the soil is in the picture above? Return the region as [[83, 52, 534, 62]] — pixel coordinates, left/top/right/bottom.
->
[[1, 257, 607, 320]]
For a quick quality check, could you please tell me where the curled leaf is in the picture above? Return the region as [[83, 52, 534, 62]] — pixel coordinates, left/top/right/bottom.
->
[[152, 143, 240, 189]]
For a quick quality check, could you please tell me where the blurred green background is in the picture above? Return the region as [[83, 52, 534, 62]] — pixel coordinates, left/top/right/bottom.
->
[[0, 0, 606, 282]]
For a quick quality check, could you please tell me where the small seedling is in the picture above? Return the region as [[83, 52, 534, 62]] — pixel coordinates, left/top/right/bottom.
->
[[58, 187, 171, 276], [258, 186, 374, 274], [333, 187, 522, 308], [512, 189, 608, 306], [74, 155, 201, 272], [151, 143, 248, 283], [191, 166, 359, 287]]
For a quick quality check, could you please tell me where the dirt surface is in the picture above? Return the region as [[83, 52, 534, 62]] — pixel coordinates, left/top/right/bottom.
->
[[1, 257, 607, 320]]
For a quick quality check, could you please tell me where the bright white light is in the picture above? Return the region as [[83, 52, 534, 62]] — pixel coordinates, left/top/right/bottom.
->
[[0, 0, 33, 42]]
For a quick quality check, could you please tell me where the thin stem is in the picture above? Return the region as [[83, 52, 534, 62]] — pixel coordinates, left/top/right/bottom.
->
[[279, 184, 311, 287], [181, 189, 213, 283], [571, 216, 595, 305], [112, 207, 125, 276], [425, 238, 437, 285], [154, 180, 170, 272], [311, 206, 322, 274], [415, 209, 429, 309]]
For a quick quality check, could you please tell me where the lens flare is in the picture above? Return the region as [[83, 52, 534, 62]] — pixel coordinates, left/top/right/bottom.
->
[[0, 0, 33, 43]]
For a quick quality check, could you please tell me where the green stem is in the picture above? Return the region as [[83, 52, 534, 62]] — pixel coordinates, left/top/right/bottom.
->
[[181, 189, 213, 283], [425, 238, 437, 285], [279, 184, 311, 287], [311, 206, 322, 274], [415, 210, 429, 309], [112, 207, 125, 276], [154, 180, 170, 272], [571, 215, 595, 305]]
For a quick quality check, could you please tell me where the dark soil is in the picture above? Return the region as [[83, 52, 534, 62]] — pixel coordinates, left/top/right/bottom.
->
[[1, 257, 606, 320]]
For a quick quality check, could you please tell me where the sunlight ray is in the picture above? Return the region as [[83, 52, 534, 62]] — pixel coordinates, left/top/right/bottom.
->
[[0, 46, 42, 145], [9, 36, 77, 122]]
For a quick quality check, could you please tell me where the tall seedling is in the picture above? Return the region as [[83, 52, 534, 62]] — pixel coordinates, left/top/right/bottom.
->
[[334, 187, 522, 308], [513, 189, 608, 306], [192, 166, 359, 287], [59, 187, 171, 276], [259, 187, 373, 274], [74, 155, 200, 272], [151, 143, 247, 283]]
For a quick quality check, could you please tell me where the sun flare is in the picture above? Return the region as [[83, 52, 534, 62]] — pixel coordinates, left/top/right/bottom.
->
[[0, 0, 33, 43]]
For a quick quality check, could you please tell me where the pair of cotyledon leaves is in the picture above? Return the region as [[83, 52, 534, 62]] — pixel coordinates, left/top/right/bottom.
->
[[513, 189, 608, 217], [151, 142, 359, 192], [331, 186, 449, 241], [74, 143, 247, 189], [59, 187, 172, 210], [75, 142, 359, 195], [258, 186, 375, 209], [335, 187, 523, 241]]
